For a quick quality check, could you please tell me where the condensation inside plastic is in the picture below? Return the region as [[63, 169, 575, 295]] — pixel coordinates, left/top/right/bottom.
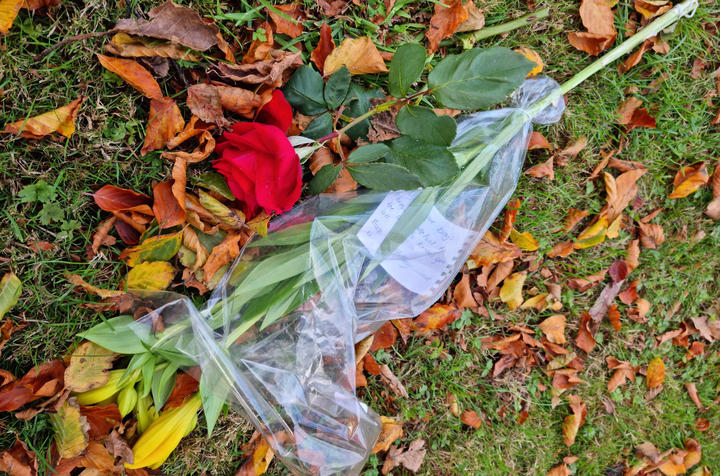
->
[[129, 77, 565, 475]]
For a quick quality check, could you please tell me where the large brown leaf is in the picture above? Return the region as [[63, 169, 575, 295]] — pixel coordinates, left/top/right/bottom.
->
[[0, 438, 37, 476], [575, 312, 596, 354], [617, 97, 656, 131], [323, 36, 388, 76], [425, 0, 468, 54], [186, 83, 230, 128], [243, 20, 274, 63], [267, 3, 304, 38], [92, 185, 153, 215], [115, 0, 231, 55], [96, 54, 162, 99], [561, 394, 586, 447], [568, 32, 616, 56], [142, 97, 185, 154], [0, 359, 65, 412], [2, 97, 84, 139], [604, 168, 647, 222], [212, 50, 302, 87], [152, 180, 185, 228], [579, 0, 616, 36], [79, 404, 122, 439], [104, 32, 200, 61], [311, 22, 335, 72]]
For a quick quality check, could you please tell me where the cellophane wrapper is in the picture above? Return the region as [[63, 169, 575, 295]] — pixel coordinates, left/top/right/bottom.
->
[[130, 77, 565, 475]]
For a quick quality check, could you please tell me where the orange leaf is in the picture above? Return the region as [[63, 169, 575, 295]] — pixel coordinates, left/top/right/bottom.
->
[[0, 0, 23, 34], [243, 20, 274, 63], [92, 185, 153, 215], [323, 36, 388, 76], [606, 356, 636, 392], [311, 22, 335, 72], [558, 136, 588, 159], [414, 304, 460, 330], [372, 416, 403, 453], [0, 360, 65, 411], [425, 0, 468, 54], [619, 38, 654, 74], [568, 32, 616, 56], [562, 394, 586, 447], [467, 231, 521, 268], [163, 371, 199, 409], [203, 232, 242, 281], [562, 208, 590, 233], [2, 96, 84, 139], [579, 0, 616, 35], [96, 54, 162, 100], [369, 321, 398, 351], [638, 221, 665, 249], [626, 239, 640, 271], [539, 315, 566, 344], [711, 158, 720, 198], [575, 312, 596, 353], [0, 438, 38, 476], [526, 157, 554, 180], [460, 410, 482, 428], [527, 131, 552, 150], [646, 357, 665, 389], [547, 241, 574, 258], [152, 180, 185, 229], [235, 432, 274, 476], [499, 198, 521, 242], [617, 97, 656, 131], [605, 168, 647, 222], [608, 304, 621, 331], [267, 4, 304, 38], [453, 274, 477, 309], [0, 317, 26, 357], [65, 273, 123, 299], [669, 162, 708, 199], [142, 98, 185, 155], [635, 0, 672, 20]]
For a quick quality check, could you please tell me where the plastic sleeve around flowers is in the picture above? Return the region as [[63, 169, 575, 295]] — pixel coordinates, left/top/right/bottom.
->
[[128, 76, 565, 475]]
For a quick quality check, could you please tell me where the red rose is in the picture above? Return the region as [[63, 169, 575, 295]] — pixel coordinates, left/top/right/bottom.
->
[[257, 90, 293, 133], [213, 122, 302, 218]]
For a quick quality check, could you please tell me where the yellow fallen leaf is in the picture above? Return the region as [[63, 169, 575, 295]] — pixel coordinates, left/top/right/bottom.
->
[[126, 261, 175, 290], [323, 36, 388, 76], [49, 399, 89, 459], [66, 273, 123, 299], [119, 232, 182, 267], [0, 0, 23, 34], [539, 314, 566, 344], [510, 229, 539, 251], [646, 356, 665, 389], [606, 214, 622, 239], [499, 271, 527, 311], [372, 416, 403, 453], [669, 162, 708, 199], [561, 395, 586, 447], [574, 215, 608, 249], [64, 341, 118, 393], [520, 293, 548, 310], [2, 96, 84, 138]]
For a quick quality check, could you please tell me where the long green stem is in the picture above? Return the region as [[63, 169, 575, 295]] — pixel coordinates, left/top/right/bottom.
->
[[441, 0, 698, 205], [445, 7, 550, 49]]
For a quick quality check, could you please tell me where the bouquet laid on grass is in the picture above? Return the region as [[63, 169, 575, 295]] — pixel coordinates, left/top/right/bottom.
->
[[67, 1, 698, 473]]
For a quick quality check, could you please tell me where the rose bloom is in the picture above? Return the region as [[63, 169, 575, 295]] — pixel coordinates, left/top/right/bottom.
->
[[213, 91, 301, 218]]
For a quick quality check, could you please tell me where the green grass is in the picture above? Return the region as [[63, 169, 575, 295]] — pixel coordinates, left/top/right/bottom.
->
[[2, 0, 720, 474]]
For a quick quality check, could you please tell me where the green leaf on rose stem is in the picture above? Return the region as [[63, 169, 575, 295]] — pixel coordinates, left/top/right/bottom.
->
[[194, 172, 235, 201], [302, 112, 333, 139], [395, 105, 457, 146], [323, 66, 351, 110], [309, 164, 342, 195], [428, 46, 534, 110], [346, 162, 422, 191], [282, 65, 327, 115], [388, 43, 426, 98], [79, 315, 149, 354], [347, 143, 390, 164], [343, 83, 384, 140], [387, 136, 459, 186], [151, 363, 178, 410], [0, 272, 22, 319]]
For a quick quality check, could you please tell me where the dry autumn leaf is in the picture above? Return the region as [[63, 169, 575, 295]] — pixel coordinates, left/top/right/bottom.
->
[[539, 315, 566, 344], [0, 359, 64, 412], [323, 36, 388, 76], [414, 303, 460, 330], [500, 271, 527, 311], [104, 32, 200, 61], [0, 438, 38, 476], [212, 50, 302, 87], [203, 232, 243, 281], [373, 416, 404, 453], [49, 398, 90, 459], [92, 184, 153, 215], [510, 229, 539, 251], [235, 432, 274, 476], [153, 180, 185, 229], [574, 215, 608, 249], [562, 394, 587, 447], [381, 438, 426, 475], [142, 97, 185, 154], [635, 0, 672, 21], [568, 0, 617, 55], [669, 162, 708, 199], [311, 22, 335, 72], [267, 3, 304, 38], [126, 261, 175, 290], [617, 97, 656, 131], [646, 356, 665, 389], [606, 356, 637, 392], [575, 312, 596, 353], [96, 54, 163, 99], [467, 231, 522, 268], [638, 221, 665, 249], [605, 168, 647, 222], [65, 273, 123, 299], [2, 96, 84, 139], [526, 157, 554, 180], [425, 0, 468, 54], [460, 410, 483, 429], [64, 342, 117, 393], [528, 131, 552, 150]]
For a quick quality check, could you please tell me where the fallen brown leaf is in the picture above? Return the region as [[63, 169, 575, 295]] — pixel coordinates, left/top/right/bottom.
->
[[606, 356, 637, 392], [212, 50, 302, 87], [267, 3, 304, 38], [426, 0, 468, 54], [323, 36, 388, 76], [142, 97, 185, 154], [575, 312, 596, 354], [539, 315, 566, 344], [526, 157, 554, 180], [379, 364, 408, 398], [372, 416, 403, 453], [460, 410, 482, 428], [562, 394, 586, 447], [0, 359, 65, 412], [381, 439, 426, 475], [152, 180, 185, 229], [0, 317, 25, 357], [638, 221, 665, 249], [104, 32, 200, 61], [669, 162, 708, 199], [0, 438, 37, 476], [617, 97, 656, 131], [96, 54, 162, 99], [685, 382, 703, 410], [311, 22, 335, 72], [646, 356, 665, 389], [528, 131, 553, 150]]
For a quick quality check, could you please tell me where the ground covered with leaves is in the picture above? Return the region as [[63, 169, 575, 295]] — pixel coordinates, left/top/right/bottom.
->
[[1, 0, 720, 475]]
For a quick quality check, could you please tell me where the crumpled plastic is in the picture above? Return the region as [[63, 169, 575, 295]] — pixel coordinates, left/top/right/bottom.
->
[[130, 76, 565, 475]]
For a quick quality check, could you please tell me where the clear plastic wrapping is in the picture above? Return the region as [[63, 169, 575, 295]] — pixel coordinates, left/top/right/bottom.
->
[[129, 77, 565, 474]]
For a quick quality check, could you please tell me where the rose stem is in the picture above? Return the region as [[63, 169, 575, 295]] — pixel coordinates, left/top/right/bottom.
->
[[441, 7, 551, 48]]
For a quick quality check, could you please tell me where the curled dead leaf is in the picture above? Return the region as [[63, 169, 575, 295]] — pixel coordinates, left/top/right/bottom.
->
[[323, 36, 388, 76], [2, 96, 84, 139], [669, 162, 708, 199]]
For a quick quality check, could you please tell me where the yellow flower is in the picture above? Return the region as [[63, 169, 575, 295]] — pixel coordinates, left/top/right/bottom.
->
[[125, 393, 202, 470]]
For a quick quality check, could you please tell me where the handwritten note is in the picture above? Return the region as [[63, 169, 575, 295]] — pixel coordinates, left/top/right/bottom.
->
[[357, 191, 476, 296]]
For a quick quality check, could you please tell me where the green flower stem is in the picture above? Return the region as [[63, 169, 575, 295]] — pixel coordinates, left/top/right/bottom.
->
[[442, 7, 551, 49], [441, 0, 698, 205]]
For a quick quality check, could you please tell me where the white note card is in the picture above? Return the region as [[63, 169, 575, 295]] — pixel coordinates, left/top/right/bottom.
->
[[357, 190, 476, 296]]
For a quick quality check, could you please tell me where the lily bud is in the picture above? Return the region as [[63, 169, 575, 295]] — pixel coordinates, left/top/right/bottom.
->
[[117, 384, 138, 417], [126, 393, 202, 470], [75, 369, 127, 405]]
